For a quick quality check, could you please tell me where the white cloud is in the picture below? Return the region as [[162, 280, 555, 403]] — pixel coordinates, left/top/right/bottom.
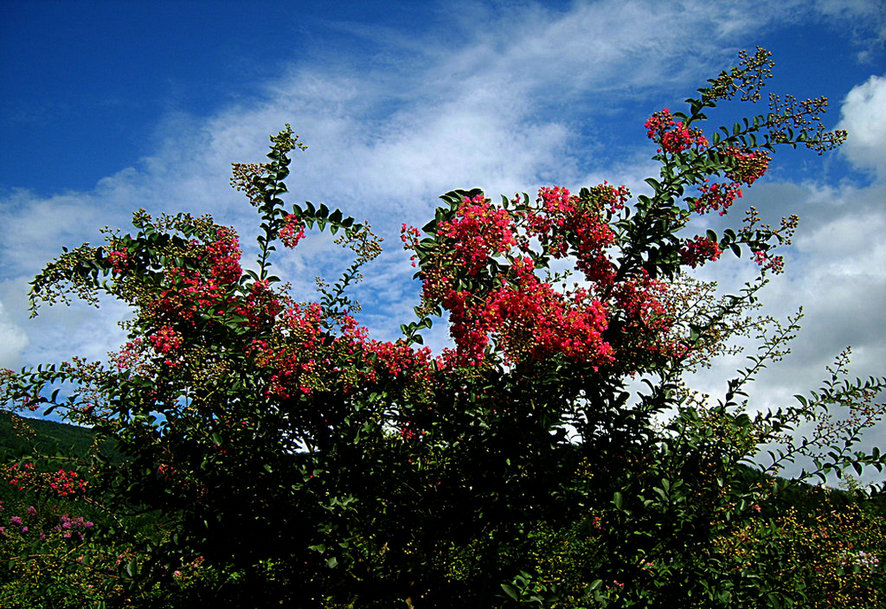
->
[[813, 0, 886, 57], [837, 74, 886, 179], [0, 298, 28, 368], [681, 174, 886, 483], [689, 178, 886, 385]]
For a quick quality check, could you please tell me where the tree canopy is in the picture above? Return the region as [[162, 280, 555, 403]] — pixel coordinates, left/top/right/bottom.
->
[[1, 48, 884, 608]]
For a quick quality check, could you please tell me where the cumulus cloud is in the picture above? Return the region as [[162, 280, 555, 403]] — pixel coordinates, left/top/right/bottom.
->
[[838, 74, 886, 179]]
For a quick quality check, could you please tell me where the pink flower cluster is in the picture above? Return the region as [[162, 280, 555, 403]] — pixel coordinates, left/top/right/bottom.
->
[[694, 181, 743, 215], [680, 236, 723, 268], [434, 256, 614, 368], [149, 325, 183, 354], [529, 186, 616, 285], [4, 508, 35, 536], [645, 108, 708, 153], [206, 227, 242, 285], [438, 195, 517, 275], [280, 214, 306, 248], [54, 513, 94, 541], [108, 249, 129, 274]]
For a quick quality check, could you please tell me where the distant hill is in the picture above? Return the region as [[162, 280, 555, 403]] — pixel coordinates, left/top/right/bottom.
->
[[0, 411, 105, 460]]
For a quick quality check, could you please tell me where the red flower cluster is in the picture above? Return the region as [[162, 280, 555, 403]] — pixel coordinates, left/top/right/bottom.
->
[[753, 250, 785, 274], [528, 186, 575, 255], [49, 469, 88, 498], [433, 255, 614, 368], [397, 420, 426, 442], [363, 339, 433, 383], [438, 195, 517, 275], [680, 236, 723, 268], [144, 227, 245, 329], [153, 267, 228, 323], [149, 325, 183, 354], [611, 273, 683, 362], [694, 181, 743, 215], [6, 462, 35, 491], [400, 224, 422, 267], [645, 108, 708, 153], [529, 186, 617, 284], [590, 182, 631, 214], [205, 226, 242, 285], [237, 280, 283, 329], [280, 214, 306, 248], [483, 266, 612, 366], [5, 463, 88, 498], [436, 289, 486, 367], [251, 303, 325, 398], [248, 302, 433, 399], [109, 338, 150, 375], [404, 185, 700, 370], [107, 249, 129, 274]]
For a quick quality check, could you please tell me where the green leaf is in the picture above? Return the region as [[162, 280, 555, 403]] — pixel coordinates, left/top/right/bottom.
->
[[501, 583, 519, 601]]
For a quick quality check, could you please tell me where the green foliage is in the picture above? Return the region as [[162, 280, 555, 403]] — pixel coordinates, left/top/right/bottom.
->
[[0, 50, 883, 608], [0, 412, 100, 460]]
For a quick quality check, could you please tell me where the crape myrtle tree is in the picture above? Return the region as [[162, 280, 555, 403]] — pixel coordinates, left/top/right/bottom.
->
[[2, 48, 885, 608]]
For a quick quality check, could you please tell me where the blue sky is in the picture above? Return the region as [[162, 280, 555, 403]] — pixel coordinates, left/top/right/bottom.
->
[[1, 0, 885, 469]]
